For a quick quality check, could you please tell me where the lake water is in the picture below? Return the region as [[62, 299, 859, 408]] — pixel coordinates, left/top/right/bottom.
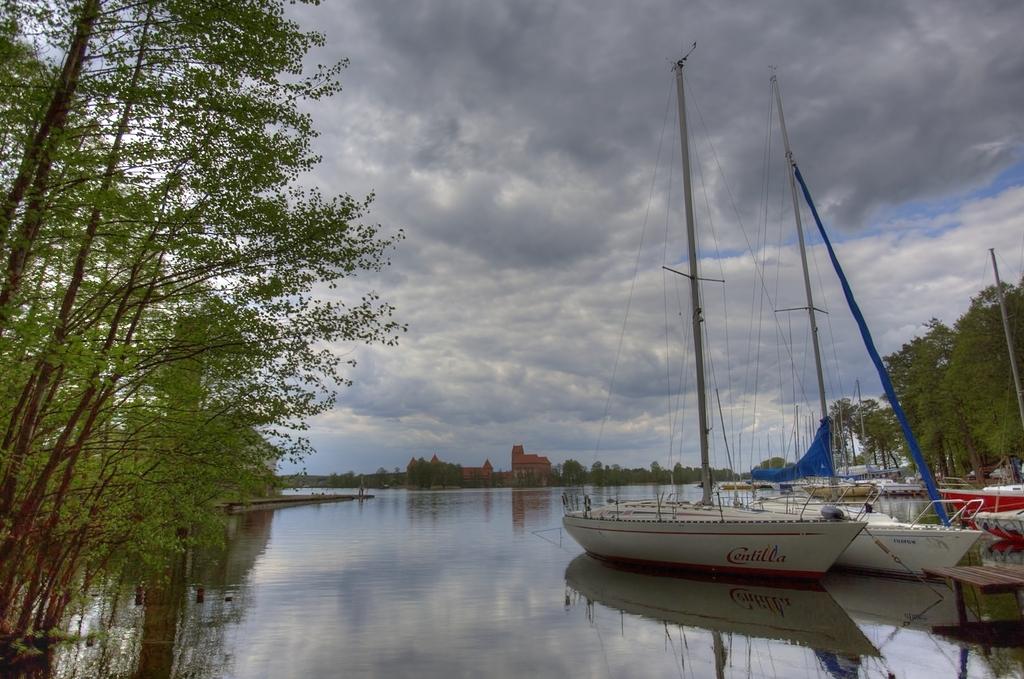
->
[[18, 486, 1024, 678]]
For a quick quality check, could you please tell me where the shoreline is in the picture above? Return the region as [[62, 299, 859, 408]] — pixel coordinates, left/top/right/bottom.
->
[[219, 494, 374, 513]]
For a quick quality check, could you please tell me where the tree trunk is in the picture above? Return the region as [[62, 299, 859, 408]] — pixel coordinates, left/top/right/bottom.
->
[[0, 0, 101, 336]]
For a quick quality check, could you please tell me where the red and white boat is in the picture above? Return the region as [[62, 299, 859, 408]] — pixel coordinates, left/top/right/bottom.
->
[[938, 483, 1024, 515], [971, 508, 1024, 542]]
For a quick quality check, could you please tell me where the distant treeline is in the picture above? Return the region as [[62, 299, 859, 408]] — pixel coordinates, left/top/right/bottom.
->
[[279, 471, 396, 488], [280, 459, 741, 489], [560, 460, 741, 486]]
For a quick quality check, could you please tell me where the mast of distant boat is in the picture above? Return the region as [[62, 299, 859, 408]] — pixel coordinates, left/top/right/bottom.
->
[[771, 74, 828, 424], [673, 48, 713, 504], [855, 379, 870, 464], [990, 248, 1024, 433]]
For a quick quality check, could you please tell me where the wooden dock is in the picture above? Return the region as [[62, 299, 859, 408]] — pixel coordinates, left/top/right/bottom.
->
[[923, 565, 1024, 647], [923, 565, 1024, 597], [220, 494, 373, 513]]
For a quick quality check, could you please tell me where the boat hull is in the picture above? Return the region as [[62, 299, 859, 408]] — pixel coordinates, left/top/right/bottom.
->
[[562, 513, 864, 579], [754, 496, 983, 576], [972, 510, 1024, 543], [834, 524, 982, 576], [938, 487, 1024, 514]]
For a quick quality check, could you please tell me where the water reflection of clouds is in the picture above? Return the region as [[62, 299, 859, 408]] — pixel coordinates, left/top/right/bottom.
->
[[44, 488, 1024, 679], [222, 489, 579, 678]]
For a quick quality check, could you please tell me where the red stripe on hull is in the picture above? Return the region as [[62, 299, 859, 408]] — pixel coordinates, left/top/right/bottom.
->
[[585, 551, 825, 580], [568, 523, 828, 537], [982, 527, 1024, 542]]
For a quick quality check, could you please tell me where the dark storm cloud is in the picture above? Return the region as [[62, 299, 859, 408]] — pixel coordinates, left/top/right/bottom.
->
[[283, 0, 1024, 473]]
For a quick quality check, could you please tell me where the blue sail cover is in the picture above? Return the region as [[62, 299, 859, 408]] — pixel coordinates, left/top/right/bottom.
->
[[792, 165, 950, 526], [752, 418, 834, 482]]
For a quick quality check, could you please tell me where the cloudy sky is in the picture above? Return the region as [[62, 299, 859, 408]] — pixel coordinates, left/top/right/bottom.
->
[[280, 0, 1024, 476]]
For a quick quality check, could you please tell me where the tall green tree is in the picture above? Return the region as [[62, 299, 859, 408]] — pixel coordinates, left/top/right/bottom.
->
[[885, 320, 960, 476], [561, 459, 585, 486], [855, 398, 904, 468], [945, 282, 1024, 461], [885, 279, 1024, 480], [0, 0, 402, 643]]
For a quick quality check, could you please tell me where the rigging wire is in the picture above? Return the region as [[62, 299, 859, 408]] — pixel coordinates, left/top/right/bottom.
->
[[663, 93, 693, 476], [671, 274, 694, 473], [663, 109, 678, 470], [805, 207, 854, 427], [762, 89, 794, 464], [745, 82, 774, 475], [765, 76, 802, 464], [687, 76, 764, 473], [593, 79, 674, 463], [687, 78, 815, 457], [663, 623, 686, 679], [805, 207, 863, 462], [990, 249, 1024, 456], [744, 79, 778, 471], [1017, 229, 1024, 281], [688, 81, 728, 472], [1005, 248, 1024, 448]]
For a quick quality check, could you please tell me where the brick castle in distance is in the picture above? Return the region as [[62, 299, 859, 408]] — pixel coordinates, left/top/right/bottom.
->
[[408, 444, 552, 487]]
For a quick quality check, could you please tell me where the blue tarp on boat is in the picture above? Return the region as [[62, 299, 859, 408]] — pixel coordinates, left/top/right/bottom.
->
[[790, 164, 950, 524], [752, 418, 835, 482], [792, 164, 949, 525]]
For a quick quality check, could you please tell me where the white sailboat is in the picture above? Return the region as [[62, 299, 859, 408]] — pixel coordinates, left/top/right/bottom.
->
[[748, 74, 982, 577], [755, 492, 982, 576], [562, 54, 866, 580]]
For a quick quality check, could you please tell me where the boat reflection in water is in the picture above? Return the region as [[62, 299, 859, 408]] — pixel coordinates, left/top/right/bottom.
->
[[822, 572, 964, 630], [564, 554, 879, 676], [981, 538, 1024, 567]]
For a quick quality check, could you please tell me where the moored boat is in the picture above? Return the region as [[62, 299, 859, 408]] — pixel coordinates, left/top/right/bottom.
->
[[753, 494, 982, 577], [870, 478, 926, 496], [745, 73, 984, 577], [562, 54, 865, 580], [563, 500, 866, 578], [938, 483, 1024, 515], [972, 508, 1024, 542]]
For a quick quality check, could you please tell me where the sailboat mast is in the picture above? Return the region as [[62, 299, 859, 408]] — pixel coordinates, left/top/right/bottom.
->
[[855, 379, 870, 464], [673, 57, 712, 504], [990, 248, 1024, 432], [772, 75, 828, 422]]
